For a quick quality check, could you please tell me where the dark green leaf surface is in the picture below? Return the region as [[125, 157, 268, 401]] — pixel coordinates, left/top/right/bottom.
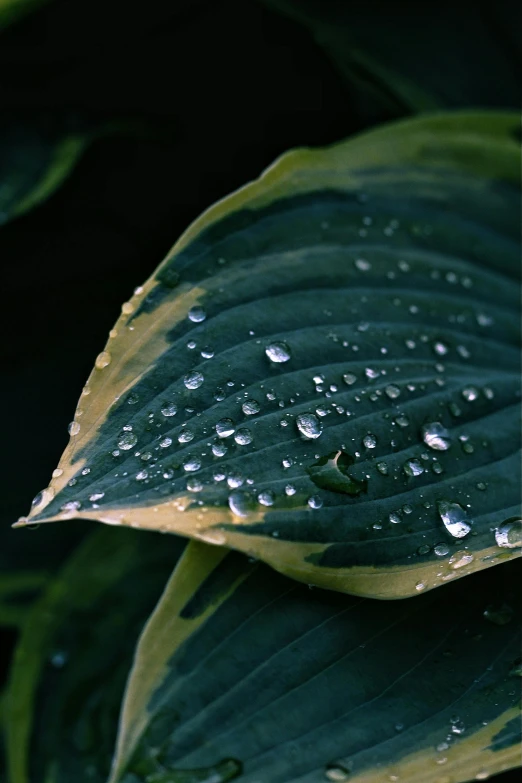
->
[[5, 526, 185, 783], [110, 541, 522, 783], [20, 112, 522, 598], [261, 0, 521, 114], [0, 0, 51, 29], [0, 115, 90, 226]]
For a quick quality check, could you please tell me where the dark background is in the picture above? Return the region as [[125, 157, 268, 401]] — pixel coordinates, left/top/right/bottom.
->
[[0, 1, 520, 780]]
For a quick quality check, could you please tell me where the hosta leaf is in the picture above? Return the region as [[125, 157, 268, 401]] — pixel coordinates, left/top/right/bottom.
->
[[5, 526, 184, 783], [17, 111, 522, 598], [261, 0, 521, 114], [0, 116, 89, 226], [108, 541, 522, 783]]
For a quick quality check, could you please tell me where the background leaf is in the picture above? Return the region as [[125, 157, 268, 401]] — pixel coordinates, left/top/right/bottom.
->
[[5, 526, 184, 783], [260, 0, 522, 116], [18, 111, 522, 599], [109, 541, 522, 783], [0, 0, 51, 30]]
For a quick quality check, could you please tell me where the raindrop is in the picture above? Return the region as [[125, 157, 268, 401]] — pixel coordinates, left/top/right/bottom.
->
[[418, 544, 430, 555], [258, 490, 275, 506], [434, 543, 450, 557], [342, 372, 357, 386], [201, 346, 215, 359], [265, 341, 291, 363], [495, 518, 522, 549], [135, 470, 148, 481], [389, 513, 401, 524], [363, 433, 377, 449], [61, 500, 81, 512], [178, 429, 194, 443], [296, 413, 323, 440], [385, 384, 401, 399], [216, 418, 235, 438], [438, 501, 471, 538], [403, 458, 424, 477], [308, 495, 323, 509], [365, 367, 379, 380], [227, 471, 244, 488], [188, 305, 206, 323], [421, 422, 451, 451], [183, 456, 201, 472], [376, 461, 388, 475], [95, 351, 111, 369], [89, 491, 105, 502], [161, 403, 178, 417], [118, 432, 138, 450], [395, 414, 409, 428], [228, 490, 254, 517], [234, 428, 253, 445], [127, 392, 140, 405], [354, 258, 371, 271], [242, 399, 260, 415], [68, 421, 81, 436], [325, 762, 352, 781], [212, 442, 227, 457], [285, 484, 297, 496], [415, 581, 426, 591], [461, 386, 479, 402], [52, 468, 63, 478], [433, 341, 448, 356], [184, 371, 204, 389], [186, 477, 203, 492], [448, 550, 474, 569], [159, 437, 172, 448]]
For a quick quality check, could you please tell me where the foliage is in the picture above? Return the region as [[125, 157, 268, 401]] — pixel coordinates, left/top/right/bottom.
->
[[1, 2, 520, 783]]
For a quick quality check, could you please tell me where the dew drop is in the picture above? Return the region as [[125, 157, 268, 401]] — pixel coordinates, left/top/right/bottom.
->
[[434, 543, 450, 557], [95, 351, 111, 369], [184, 371, 204, 389], [227, 471, 244, 489], [178, 429, 194, 443], [354, 258, 371, 271], [118, 432, 137, 450], [242, 399, 260, 415], [212, 442, 227, 457], [183, 456, 201, 472], [188, 305, 206, 323], [161, 403, 178, 417], [495, 518, 522, 549], [216, 418, 235, 438], [403, 458, 424, 477], [308, 495, 323, 509], [385, 384, 401, 399], [258, 490, 275, 506], [186, 477, 203, 492], [265, 341, 291, 363], [376, 461, 388, 475], [68, 421, 81, 436], [461, 386, 479, 402], [135, 470, 148, 481], [421, 421, 451, 451], [342, 372, 357, 386], [159, 437, 172, 448], [433, 341, 448, 356], [448, 550, 474, 569], [363, 433, 377, 449], [228, 490, 254, 517], [234, 428, 253, 445], [438, 501, 471, 538], [296, 413, 323, 440], [365, 367, 379, 380]]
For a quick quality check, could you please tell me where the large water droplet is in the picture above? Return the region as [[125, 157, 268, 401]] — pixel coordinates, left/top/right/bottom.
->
[[257, 490, 275, 506], [438, 501, 471, 538], [296, 413, 323, 440], [363, 433, 377, 449], [95, 351, 111, 369], [183, 456, 201, 472], [421, 422, 451, 451], [228, 490, 255, 517], [448, 550, 474, 569], [495, 518, 522, 549], [234, 428, 253, 445], [184, 371, 204, 389], [242, 399, 260, 415], [118, 432, 138, 450], [342, 372, 357, 386], [403, 458, 424, 477], [188, 305, 206, 323], [68, 421, 81, 436], [265, 341, 291, 363], [216, 418, 235, 438], [161, 402, 178, 417]]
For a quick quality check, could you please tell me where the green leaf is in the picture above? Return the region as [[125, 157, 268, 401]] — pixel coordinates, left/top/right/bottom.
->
[[0, 0, 51, 29], [18, 111, 522, 599], [5, 525, 185, 783], [260, 0, 521, 115], [0, 116, 89, 226], [108, 541, 522, 783]]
